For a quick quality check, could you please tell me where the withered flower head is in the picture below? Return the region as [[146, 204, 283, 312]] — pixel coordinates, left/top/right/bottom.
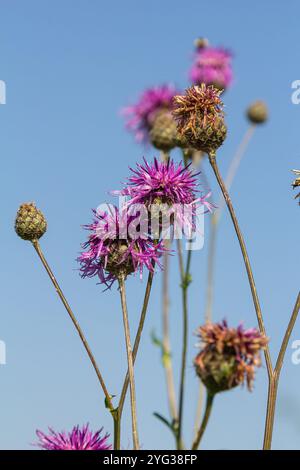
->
[[194, 320, 268, 394], [292, 169, 300, 204], [172, 84, 227, 154]]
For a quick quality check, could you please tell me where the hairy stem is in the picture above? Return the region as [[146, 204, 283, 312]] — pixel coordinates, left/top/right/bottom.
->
[[118, 276, 139, 450], [263, 292, 300, 449], [31, 240, 114, 412], [191, 391, 215, 450]]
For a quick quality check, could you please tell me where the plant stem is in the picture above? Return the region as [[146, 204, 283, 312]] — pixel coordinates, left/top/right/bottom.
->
[[118, 275, 139, 450], [113, 412, 121, 450], [204, 214, 218, 323], [217, 124, 256, 220], [160, 150, 169, 163], [31, 240, 114, 412], [191, 391, 215, 450], [111, 271, 154, 450], [204, 125, 256, 325], [161, 241, 178, 422], [263, 291, 300, 449], [208, 152, 273, 379], [176, 239, 191, 449], [194, 129, 255, 437], [275, 292, 300, 374], [193, 380, 205, 442], [118, 271, 154, 415]]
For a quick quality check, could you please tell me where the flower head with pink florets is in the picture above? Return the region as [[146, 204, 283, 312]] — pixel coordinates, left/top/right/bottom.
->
[[114, 157, 214, 237], [189, 44, 233, 91], [78, 205, 166, 289], [122, 84, 179, 143], [36, 424, 111, 450]]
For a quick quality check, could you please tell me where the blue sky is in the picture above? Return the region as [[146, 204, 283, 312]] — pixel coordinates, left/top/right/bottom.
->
[[0, 0, 300, 449]]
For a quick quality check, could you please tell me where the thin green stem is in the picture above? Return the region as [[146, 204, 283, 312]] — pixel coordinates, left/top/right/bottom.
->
[[191, 391, 215, 450], [176, 239, 191, 449], [31, 240, 114, 412], [118, 276, 139, 450], [113, 412, 121, 450]]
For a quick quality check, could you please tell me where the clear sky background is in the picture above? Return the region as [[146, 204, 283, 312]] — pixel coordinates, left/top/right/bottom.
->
[[0, 0, 299, 450]]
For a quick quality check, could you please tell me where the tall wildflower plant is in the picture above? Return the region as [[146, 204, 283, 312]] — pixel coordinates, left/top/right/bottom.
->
[[14, 37, 300, 452]]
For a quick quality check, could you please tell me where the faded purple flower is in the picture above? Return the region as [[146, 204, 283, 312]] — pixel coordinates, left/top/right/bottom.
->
[[189, 46, 233, 90], [122, 84, 178, 143], [114, 157, 213, 235], [78, 206, 166, 288], [36, 424, 111, 450], [194, 320, 268, 393]]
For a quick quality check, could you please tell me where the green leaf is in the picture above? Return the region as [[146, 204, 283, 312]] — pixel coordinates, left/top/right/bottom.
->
[[153, 412, 173, 432]]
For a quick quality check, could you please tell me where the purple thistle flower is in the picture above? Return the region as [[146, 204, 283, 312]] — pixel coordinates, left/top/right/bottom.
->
[[122, 84, 178, 143], [36, 424, 111, 450], [78, 206, 166, 288], [114, 157, 214, 235], [189, 46, 233, 91]]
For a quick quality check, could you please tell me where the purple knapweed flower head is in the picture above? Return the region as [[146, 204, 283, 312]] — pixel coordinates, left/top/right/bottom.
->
[[122, 84, 178, 143], [114, 157, 214, 237], [36, 424, 111, 450], [78, 205, 166, 288], [194, 320, 268, 394], [189, 46, 233, 91]]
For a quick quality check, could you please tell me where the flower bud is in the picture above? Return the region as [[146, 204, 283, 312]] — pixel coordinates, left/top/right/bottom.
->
[[247, 101, 268, 124], [15, 203, 47, 241], [191, 115, 227, 153], [149, 111, 177, 151], [194, 37, 209, 50]]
